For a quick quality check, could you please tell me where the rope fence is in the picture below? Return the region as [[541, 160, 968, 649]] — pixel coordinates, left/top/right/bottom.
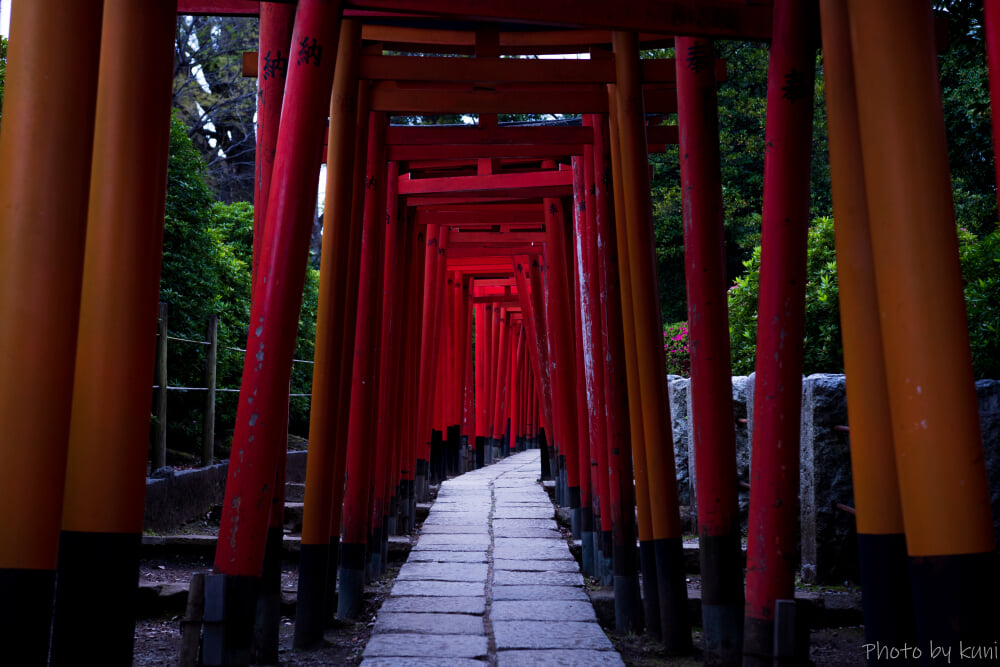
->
[[151, 303, 313, 470]]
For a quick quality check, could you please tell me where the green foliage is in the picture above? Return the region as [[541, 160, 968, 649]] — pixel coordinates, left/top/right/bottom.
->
[[729, 218, 1000, 380], [728, 217, 842, 376], [662, 321, 690, 376], [648, 42, 832, 324], [160, 114, 318, 456], [959, 228, 1000, 379]]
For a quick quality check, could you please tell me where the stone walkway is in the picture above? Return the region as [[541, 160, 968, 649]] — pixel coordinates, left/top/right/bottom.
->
[[361, 449, 624, 666]]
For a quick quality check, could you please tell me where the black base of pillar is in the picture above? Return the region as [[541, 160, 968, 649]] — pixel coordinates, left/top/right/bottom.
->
[[0, 567, 54, 667], [294, 543, 329, 649], [337, 543, 367, 621], [614, 573, 644, 634], [202, 573, 260, 666], [50, 530, 141, 666], [251, 526, 284, 664], [580, 506, 594, 576], [653, 537, 692, 654], [475, 436, 485, 469], [539, 428, 553, 480], [699, 533, 744, 666], [429, 429, 443, 483], [909, 550, 1000, 662], [638, 540, 661, 640]]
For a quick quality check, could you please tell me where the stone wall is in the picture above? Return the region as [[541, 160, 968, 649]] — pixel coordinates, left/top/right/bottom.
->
[[143, 450, 307, 533], [674, 374, 1000, 585]]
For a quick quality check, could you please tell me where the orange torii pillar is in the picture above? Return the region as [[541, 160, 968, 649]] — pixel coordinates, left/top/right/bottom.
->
[[543, 194, 582, 532], [457, 275, 474, 471], [818, 2, 916, 658], [675, 36, 743, 664], [338, 110, 389, 620], [613, 32, 690, 651], [323, 78, 372, 622], [590, 113, 643, 633], [46, 2, 176, 664], [742, 1, 816, 663], [608, 84, 662, 639], [209, 2, 342, 661], [0, 2, 103, 662], [295, 17, 362, 649], [491, 307, 512, 459], [848, 0, 1000, 652], [446, 273, 463, 474]]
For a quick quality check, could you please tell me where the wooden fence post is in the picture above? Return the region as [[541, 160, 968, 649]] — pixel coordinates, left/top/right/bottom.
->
[[153, 302, 168, 470], [202, 313, 218, 467]]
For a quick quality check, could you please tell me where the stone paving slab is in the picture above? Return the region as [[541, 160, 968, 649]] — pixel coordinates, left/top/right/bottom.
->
[[493, 559, 579, 572], [493, 570, 584, 587], [379, 596, 486, 615], [493, 543, 572, 561], [493, 621, 615, 650], [493, 506, 554, 519], [390, 580, 485, 597], [362, 659, 486, 667], [397, 562, 488, 582], [374, 612, 485, 635], [496, 649, 624, 666], [408, 551, 488, 563], [363, 634, 489, 659], [412, 542, 489, 552], [492, 585, 590, 601], [418, 524, 490, 534], [491, 600, 597, 622], [492, 525, 561, 538], [492, 518, 559, 530], [414, 533, 491, 547]]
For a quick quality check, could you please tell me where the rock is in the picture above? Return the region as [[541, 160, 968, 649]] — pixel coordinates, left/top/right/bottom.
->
[[668, 377, 691, 506], [799, 374, 856, 584], [976, 379, 1000, 550]]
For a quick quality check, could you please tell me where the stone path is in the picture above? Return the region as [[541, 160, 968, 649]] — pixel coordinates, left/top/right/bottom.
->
[[361, 449, 624, 666]]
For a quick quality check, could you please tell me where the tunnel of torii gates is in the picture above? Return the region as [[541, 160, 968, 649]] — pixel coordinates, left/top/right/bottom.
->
[[1, 0, 999, 665]]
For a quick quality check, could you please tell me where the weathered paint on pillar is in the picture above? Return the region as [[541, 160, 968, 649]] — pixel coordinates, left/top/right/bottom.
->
[[0, 1, 104, 662], [742, 2, 816, 663], [847, 0, 1000, 651]]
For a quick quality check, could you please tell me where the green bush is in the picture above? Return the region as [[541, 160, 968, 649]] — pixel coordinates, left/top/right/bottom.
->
[[663, 321, 690, 376], [159, 114, 318, 459], [728, 216, 841, 375], [728, 216, 1000, 380], [959, 228, 1000, 379]]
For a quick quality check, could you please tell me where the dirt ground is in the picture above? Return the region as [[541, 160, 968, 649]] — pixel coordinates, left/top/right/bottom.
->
[[133, 557, 395, 666]]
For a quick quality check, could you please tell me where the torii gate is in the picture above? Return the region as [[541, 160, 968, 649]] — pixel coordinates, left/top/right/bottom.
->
[[0, 2, 996, 667]]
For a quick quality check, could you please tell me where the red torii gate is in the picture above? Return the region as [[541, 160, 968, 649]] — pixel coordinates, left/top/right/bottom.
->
[[0, 2, 997, 667]]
